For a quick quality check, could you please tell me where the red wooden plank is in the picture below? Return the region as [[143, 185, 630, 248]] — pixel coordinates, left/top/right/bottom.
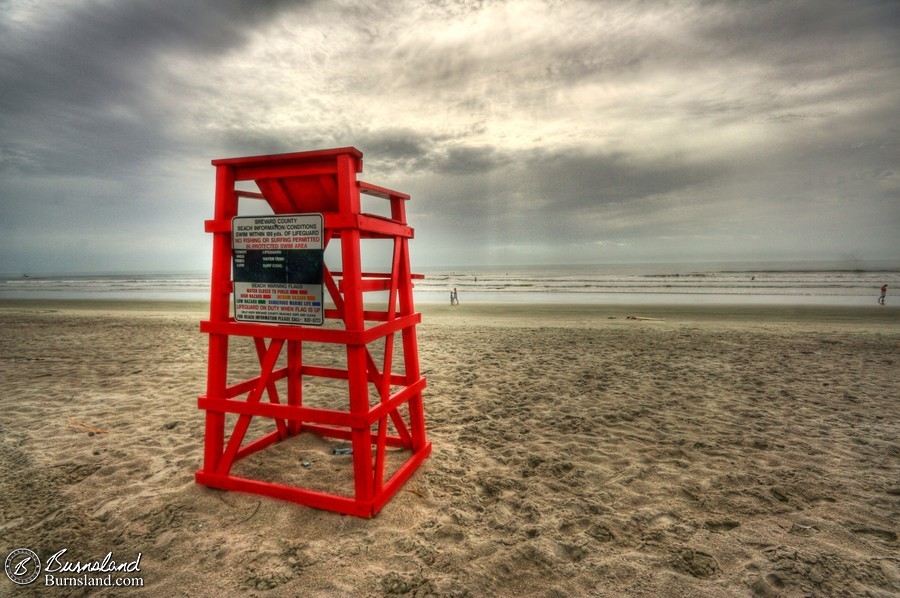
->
[[255, 178, 296, 214], [299, 423, 351, 441], [322, 213, 358, 231], [201, 320, 367, 345], [287, 340, 302, 436], [199, 398, 363, 428], [356, 214, 414, 238], [391, 193, 407, 223], [281, 175, 338, 213], [254, 337, 288, 439], [372, 442, 433, 515], [297, 425, 409, 449], [358, 180, 410, 200], [299, 365, 408, 387], [203, 164, 238, 474], [215, 339, 284, 474], [235, 190, 265, 199], [235, 164, 338, 182], [319, 309, 397, 322], [364, 350, 413, 448], [323, 265, 345, 313], [362, 313, 421, 344], [204, 219, 231, 233], [212, 147, 362, 167], [214, 366, 288, 400], [330, 271, 424, 280], [196, 471, 372, 518], [234, 430, 282, 462], [338, 278, 392, 293], [324, 212, 415, 237], [368, 377, 427, 425], [301, 365, 348, 380], [374, 417, 388, 493]]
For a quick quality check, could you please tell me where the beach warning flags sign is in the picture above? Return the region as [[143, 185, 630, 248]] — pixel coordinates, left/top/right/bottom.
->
[[198, 147, 430, 517]]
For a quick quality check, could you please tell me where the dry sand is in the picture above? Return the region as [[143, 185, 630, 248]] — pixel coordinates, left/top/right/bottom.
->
[[0, 300, 898, 596]]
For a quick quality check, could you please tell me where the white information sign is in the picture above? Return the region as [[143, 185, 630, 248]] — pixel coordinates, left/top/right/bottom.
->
[[232, 214, 324, 325]]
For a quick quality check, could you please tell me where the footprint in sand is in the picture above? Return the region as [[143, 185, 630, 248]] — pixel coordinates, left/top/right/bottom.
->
[[431, 524, 466, 544], [649, 512, 677, 528], [670, 549, 721, 579], [559, 518, 591, 535], [703, 520, 740, 533], [750, 572, 786, 597], [554, 542, 589, 562], [586, 524, 614, 542]]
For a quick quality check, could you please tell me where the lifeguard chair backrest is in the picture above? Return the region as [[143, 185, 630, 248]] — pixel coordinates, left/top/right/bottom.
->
[[257, 176, 338, 214], [220, 147, 363, 215]]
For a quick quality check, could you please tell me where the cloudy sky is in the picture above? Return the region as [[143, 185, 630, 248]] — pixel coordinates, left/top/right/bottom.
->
[[1, 0, 898, 274]]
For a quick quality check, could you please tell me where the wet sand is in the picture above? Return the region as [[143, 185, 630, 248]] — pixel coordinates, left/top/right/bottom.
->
[[0, 300, 898, 596]]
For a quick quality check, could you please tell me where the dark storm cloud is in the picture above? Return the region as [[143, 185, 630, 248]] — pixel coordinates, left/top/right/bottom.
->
[[524, 150, 728, 207], [355, 129, 437, 173], [431, 146, 512, 176], [0, 0, 310, 272], [403, 146, 732, 251], [346, 130, 512, 176], [0, 0, 304, 108], [0, 0, 306, 175], [697, 0, 900, 59], [683, 1, 900, 117]]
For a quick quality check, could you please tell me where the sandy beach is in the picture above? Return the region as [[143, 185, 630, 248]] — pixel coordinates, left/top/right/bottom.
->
[[1, 299, 898, 596]]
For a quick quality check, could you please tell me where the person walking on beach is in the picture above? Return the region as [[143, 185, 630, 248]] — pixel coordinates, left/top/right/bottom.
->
[[879, 284, 887, 305], [450, 287, 459, 306]]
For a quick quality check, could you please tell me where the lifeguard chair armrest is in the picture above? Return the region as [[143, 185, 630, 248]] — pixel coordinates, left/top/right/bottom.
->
[[358, 181, 410, 200]]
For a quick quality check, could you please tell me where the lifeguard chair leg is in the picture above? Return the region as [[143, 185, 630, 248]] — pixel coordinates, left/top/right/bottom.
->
[[340, 226, 375, 507], [398, 237, 428, 451], [203, 164, 238, 473], [287, 340, 302, 436]]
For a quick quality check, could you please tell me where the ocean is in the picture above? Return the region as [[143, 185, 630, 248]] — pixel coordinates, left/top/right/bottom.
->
[[1, 262, 898, 306]]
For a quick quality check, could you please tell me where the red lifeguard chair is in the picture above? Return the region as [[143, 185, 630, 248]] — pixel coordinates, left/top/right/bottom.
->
[[197, 147, 431, 517]]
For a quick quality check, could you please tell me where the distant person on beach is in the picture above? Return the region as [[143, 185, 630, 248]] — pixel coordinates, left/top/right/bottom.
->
[[879, 284, 887, 305], [450, 287, 459, 306]]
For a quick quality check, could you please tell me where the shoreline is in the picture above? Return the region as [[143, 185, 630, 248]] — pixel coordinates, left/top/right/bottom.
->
[[2, 297, 897, 327]]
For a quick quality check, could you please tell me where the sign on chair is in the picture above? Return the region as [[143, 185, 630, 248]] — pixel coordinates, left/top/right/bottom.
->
[[232, 214, 324, 326]]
